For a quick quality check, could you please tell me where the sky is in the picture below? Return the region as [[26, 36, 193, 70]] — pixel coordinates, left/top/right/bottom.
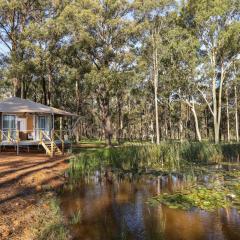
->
[[0, 43, 9, 55]]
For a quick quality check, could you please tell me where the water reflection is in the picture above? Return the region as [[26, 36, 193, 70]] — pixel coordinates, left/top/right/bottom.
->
[[60, 172, 240, 240]]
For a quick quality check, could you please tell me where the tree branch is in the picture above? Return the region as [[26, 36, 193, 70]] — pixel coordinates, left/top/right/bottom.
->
[[197, 86, 214, 116], [0, 22, 14, 42], [223, 56, 239, 74]]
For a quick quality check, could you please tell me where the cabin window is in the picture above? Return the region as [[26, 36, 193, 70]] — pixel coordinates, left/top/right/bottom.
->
[[3, 115, 16, 130], [38, 116, 46, 130]]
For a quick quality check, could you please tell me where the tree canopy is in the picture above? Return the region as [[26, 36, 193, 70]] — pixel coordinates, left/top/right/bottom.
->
[[0, 0, 240, 144]]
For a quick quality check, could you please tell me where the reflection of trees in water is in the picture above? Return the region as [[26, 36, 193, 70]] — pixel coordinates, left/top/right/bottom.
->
[[221, 208, 240, 240], [109, 178, 167, 240], [112, 196, 146, 239]]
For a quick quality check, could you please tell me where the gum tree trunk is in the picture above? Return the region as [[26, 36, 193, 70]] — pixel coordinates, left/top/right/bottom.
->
[[186, 100, 201, 142], [191, 103, 202, 142], [235, 85, 239, 142], [226, 88, 230, 142], [152, 31, 160, 145]]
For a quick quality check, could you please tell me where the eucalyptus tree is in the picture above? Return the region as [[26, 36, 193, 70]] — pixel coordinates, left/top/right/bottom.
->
[[60, 0, 136, 145], [134, 0, 176, 144], [165, 21, 202, 141], [0, 0, 50, 97], [0, 0, 239, 144], [233, 62, 240, 142], [23, 1, 68, 105], [180, 0, 240, 143], [222, 61, 240, 142]]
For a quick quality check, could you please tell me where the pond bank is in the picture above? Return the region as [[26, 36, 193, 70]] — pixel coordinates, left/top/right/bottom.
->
[[0, 153, 70, 240]]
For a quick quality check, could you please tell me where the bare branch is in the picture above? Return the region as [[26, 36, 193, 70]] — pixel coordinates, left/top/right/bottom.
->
[[184, 99, 193, 108]]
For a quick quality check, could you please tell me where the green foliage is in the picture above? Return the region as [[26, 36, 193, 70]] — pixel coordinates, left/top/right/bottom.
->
[[150, 185, 231, 211], [181, 142, 223, 163], [0, 0, 240, 146]]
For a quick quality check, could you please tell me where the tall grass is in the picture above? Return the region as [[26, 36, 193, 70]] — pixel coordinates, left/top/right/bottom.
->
[[36, 197, 69, 240], [221, 143, 240, 161], [181, 142, 223, 163], [68, 142, 240, 179], [106, 142, 181, 171]]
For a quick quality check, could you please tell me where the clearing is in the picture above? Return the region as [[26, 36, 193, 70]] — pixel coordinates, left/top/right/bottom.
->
[[0, 152, 70, 240]]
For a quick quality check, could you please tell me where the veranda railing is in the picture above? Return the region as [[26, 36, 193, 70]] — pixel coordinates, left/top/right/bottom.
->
[[0, 129, 71, 143]]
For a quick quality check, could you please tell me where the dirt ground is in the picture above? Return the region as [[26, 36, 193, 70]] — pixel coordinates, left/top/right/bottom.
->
[[0, 152, 70, 240]]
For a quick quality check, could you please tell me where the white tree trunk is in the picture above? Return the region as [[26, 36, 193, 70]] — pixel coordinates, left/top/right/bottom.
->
[[152, 32, 160, 145], [235, 85, 239, 142], [226, 88, 230, 142], [191, 103, 202, 142]]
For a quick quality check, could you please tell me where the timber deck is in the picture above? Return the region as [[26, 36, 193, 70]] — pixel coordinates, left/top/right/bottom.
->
[[0, 140, 70, 146], [0, 140, 71, 157]]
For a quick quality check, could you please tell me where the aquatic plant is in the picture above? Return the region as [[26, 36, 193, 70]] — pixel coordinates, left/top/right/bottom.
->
[[149, 185, 231, 211], [69, 210, 82, 225]]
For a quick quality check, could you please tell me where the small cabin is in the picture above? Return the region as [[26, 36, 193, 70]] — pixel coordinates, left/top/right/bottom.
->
[[0, 97, 76, 156]]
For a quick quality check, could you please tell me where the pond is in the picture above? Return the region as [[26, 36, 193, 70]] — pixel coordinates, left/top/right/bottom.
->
[[60, 167, 240, 240]]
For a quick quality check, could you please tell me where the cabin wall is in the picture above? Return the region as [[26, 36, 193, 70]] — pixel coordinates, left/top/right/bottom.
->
[[1, 113, 35, 129], [27, 115, 34, 131], [0, 113, 37, 141], [0, 112, 61, 141]]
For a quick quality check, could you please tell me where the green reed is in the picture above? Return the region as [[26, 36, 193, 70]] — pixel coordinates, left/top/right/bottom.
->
[[67, 142, 240, 179]]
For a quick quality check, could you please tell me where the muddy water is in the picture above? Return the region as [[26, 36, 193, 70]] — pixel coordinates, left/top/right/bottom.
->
[[60, 173, 240, 240]]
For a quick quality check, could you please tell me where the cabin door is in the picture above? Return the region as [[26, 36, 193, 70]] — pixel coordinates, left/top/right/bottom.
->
[[17, 118, 27, 131], [16, 117, 27, 140]]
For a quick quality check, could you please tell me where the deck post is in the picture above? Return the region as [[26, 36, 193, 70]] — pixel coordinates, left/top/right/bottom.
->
[[51, 113, 55, 137], [16, 142, 19, 155], [60, 117, 63, 139], [51, 114, 55, 157], [51, 129, 54, 157], [60, 117, 64, 154], [16, 129, 19, 155], [16, 129, 20, 142], [8, 129, 10, 143], [40, 130, 42, 143]]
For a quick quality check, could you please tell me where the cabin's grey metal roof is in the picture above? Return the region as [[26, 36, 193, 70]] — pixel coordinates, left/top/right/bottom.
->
[[0, 97, 76, 116]]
